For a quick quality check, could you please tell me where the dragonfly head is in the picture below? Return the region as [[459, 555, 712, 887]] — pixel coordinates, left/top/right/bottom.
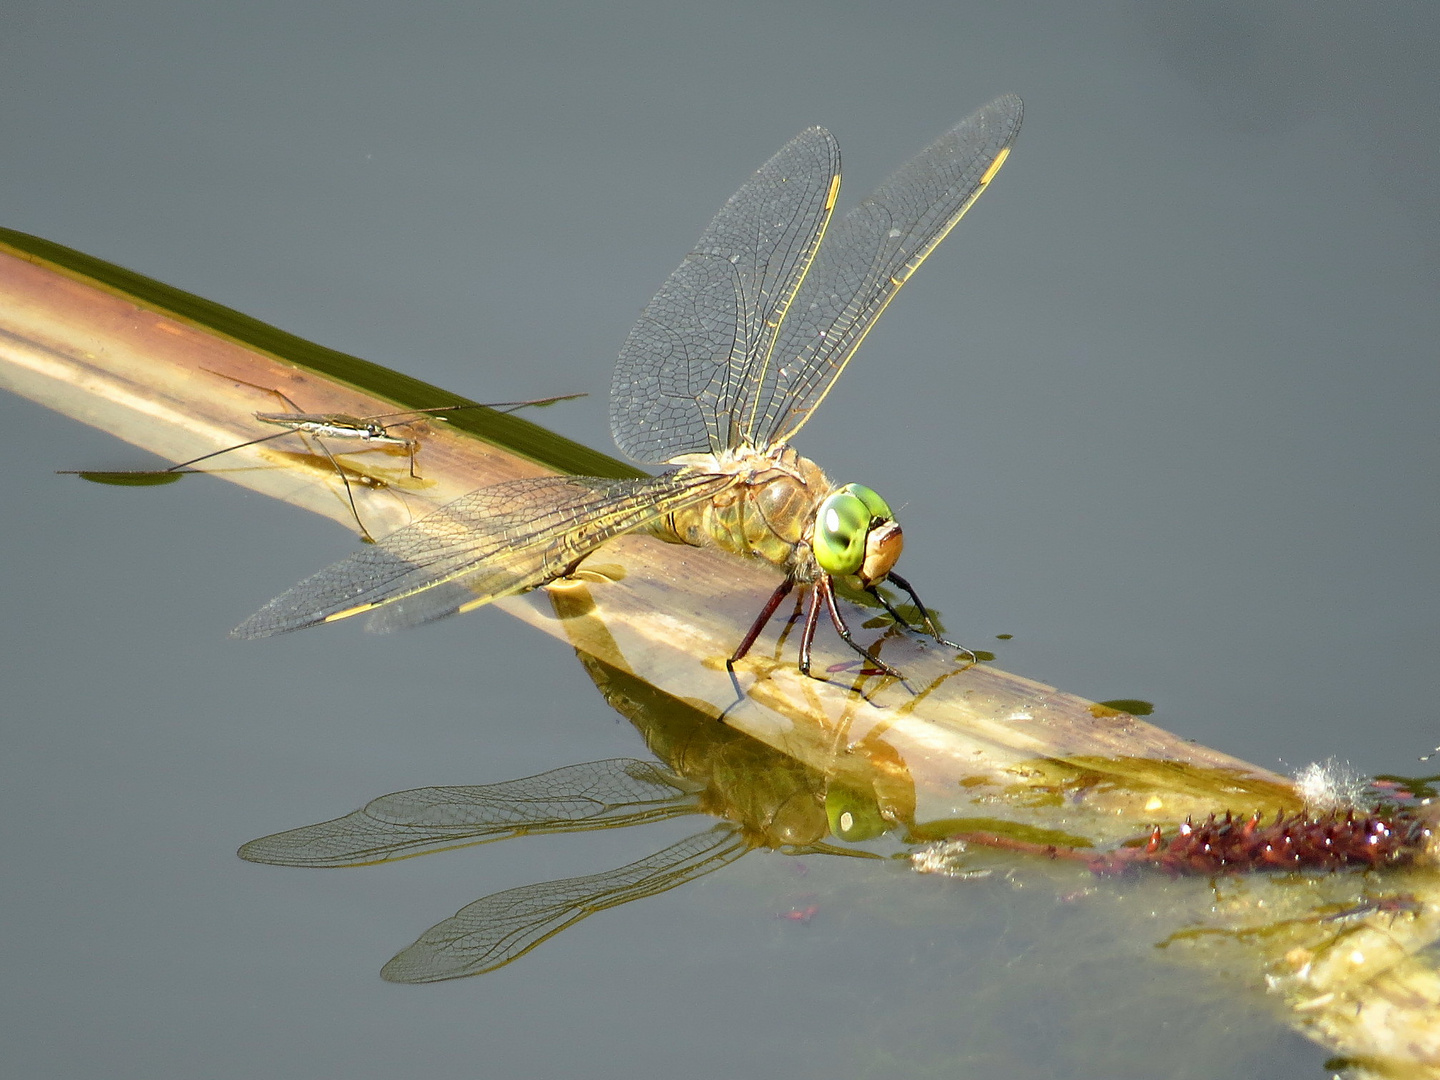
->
[[814, 483, 904, 586]]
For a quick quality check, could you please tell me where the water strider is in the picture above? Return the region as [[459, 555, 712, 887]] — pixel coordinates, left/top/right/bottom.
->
[[61, 373, 583, 542], [235, 96, 1024, 680]]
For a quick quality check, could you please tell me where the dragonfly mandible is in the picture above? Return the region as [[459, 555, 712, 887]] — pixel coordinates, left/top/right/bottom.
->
[[234, 95, 1024, 680]]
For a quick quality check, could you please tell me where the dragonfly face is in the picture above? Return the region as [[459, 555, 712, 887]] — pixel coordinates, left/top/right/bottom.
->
[[812, 483, 902, 585], [235, 96, 1024, 682]]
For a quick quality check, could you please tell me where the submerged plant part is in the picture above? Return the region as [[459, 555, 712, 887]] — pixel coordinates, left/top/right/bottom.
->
[[1087, 809, 1430, 876]]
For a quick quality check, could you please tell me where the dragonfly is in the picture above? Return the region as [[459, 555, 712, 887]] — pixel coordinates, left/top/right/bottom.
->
[[234, 95, 1023, 681], [239, 755, 882, 981], [61, 372, 584, 543], [238, 757, 737, 981], [237, 654, 887, 981]]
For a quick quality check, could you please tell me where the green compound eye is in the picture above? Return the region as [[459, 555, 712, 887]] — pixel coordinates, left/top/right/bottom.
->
[[814, 484, 894, 577], [814, 491, 871, 576], [825, 783, 889, 842], [838, 483, 892, 521]]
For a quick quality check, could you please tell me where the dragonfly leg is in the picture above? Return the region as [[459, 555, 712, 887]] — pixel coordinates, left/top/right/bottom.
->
[[818, 576, 905, 681], [879, 571, 977, 663], [727, 577, 796, 670], [783, 588, 807, 627], [796, 581, 825, 676]]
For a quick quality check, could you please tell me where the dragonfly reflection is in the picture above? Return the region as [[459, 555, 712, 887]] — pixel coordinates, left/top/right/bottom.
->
[[235, 97, 1023, 681], [240, 656, 898, 982]]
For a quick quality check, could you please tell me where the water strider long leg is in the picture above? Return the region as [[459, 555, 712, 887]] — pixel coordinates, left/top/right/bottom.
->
[[817, 575, 905, 680], [871, 570, 978, 663], [55, 413, 379, 544], [392, 397, 585, 479], [200, 370, 307, 414], [308, 436, 374, 540], [727, 577, 796, 670], [59, 425, 312, 477]]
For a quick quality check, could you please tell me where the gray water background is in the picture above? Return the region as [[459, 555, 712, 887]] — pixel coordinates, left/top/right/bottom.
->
[[2, 2, 1437, 1077]]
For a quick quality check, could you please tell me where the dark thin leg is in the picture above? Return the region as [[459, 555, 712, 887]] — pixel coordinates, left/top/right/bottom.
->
[[783, 589, 807, 627], [880, 571, 977, 663], [202, 369, 306, 414], [728, 577, 795, 670], [376, 400, 581, 480], [55, 426, 301, 478], [397, 403, 556, 481], [818, 576, 905, 680], [363, 395, 584, 425], [770, 588, 807, 656], [796, 581, 824, 676], [308, 436, 375, 543], [67, 368, 301, 476]]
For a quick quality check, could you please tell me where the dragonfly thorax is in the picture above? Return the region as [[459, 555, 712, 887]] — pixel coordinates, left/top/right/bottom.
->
[[655, 447, 903, 587], [654, 444, 830, 578]]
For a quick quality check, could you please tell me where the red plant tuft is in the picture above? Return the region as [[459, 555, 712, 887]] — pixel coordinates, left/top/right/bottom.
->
[[950, 809, 1431, 877]]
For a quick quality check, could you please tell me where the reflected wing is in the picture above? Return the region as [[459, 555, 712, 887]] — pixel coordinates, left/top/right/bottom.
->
[[756, 95, 1022, 447], [610, 128, 840, 464], [233, 471, 733, 638], [237, 760, 699, 867], [380, 825, 751, 982]]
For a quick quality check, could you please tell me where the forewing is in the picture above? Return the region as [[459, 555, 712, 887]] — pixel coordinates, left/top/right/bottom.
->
[[610, 128, 840, 464], [237, 760, 698, 867], [380, 825, 751, 982], [753, 95, 1023, 447], [232, 471, 731, 638]]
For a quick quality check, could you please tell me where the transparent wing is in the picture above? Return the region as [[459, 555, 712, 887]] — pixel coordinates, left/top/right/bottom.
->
[[610, 127, 840, 464], [380, 825, 751, 982], [755, 94, 1023, 447], [232, 471, 733, 638], [237, 760, 699, 867]]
